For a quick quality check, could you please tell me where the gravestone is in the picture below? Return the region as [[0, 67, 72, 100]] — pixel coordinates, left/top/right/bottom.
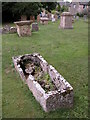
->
[[21, 15, 27, 21], [9, 27, 17, 33], [0, 25, 17, 34], [76, 16, 79, 20], [14, 20, 33, 37], [47, 13, 52, 20], [37, 14, 40, 22], [83, 15, 87, 21], [52, 14, 55, 22], [54, 14, 58, 21], [60, 12, 73, 29], [40, 17, 49, 25], [30, 16, 35, 22], [42, 10, 46, 17], [32, 23, 39, 31], [1, 25, 10, 34]]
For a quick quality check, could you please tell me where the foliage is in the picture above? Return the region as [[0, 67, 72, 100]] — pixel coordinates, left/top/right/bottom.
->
[[56, 3, 61, 12], [12, 2, 42, 17], [2, 2, 57, 22], [41, 2, 57, 12], [2, 2, 16, 22], [61, 5, 68, 13], [77, 12, 84, 17], [51, 10, 56, 14]]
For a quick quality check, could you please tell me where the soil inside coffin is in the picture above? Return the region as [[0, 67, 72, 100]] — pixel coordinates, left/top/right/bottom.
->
[[18, 55, 57, 92]]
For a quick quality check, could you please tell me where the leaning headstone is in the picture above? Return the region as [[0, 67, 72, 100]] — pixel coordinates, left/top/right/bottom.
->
[[32, 23, 39, 31], [59, 12, 73, 29], [9, 27, 17, 33]]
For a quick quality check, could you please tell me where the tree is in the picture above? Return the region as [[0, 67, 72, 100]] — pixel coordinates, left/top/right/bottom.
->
[[12, 2, 42, 18], [56, 3, 61, 12], [2, 2, 16, 22], [61, 5, 68, 13], [2, 2, 57, 22], [2, 2, 42, 22], [41, 2, 57, 12]]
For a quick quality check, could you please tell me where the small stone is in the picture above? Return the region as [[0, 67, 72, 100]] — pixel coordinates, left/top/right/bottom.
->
[[45, 85, 50, 89]]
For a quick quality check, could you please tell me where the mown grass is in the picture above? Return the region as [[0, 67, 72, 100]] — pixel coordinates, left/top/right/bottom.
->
[[2, 19, 88, 118]]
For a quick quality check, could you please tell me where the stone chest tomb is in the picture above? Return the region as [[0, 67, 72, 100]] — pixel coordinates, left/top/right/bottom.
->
[[40, 17, 49, 25], [12, 53, 73, 112], [60, 12, 73, 29], [14, 20, 33, 37]]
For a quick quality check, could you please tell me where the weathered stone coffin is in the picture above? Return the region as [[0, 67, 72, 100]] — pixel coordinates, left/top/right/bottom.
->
[[12, 53, 73, 112]]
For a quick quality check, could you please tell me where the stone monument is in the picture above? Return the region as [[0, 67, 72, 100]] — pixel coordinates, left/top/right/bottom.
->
[[32, 23, 39, 31], [12, 53, 73, 112], [60, 12, 73, 29], [37, 14, 40, 22], [40, 17, 49, 25], [14, 20, 33, 37], [30, 16, 35, 22]]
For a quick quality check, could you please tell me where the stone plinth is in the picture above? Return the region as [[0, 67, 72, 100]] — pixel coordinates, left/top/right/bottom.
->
[[12, 53, 73, 112], [40, 17, 49, 25], [32, 23, 39, 31], [60, 12, 73, 29], [14, 20, 33, 37]]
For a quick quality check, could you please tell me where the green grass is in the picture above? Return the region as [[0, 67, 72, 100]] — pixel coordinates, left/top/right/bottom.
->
[[0, 33, 2, 119], [2, 19, 88, 118]]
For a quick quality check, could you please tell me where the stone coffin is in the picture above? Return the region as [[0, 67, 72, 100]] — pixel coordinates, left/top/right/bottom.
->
[[14, 20, 33, 37], [12, 53, 73, 112]]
